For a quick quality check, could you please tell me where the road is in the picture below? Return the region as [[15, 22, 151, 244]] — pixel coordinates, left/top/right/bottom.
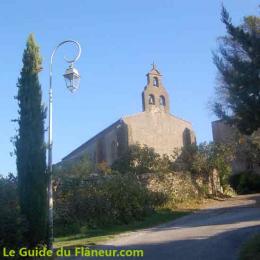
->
[[63, 194, 260, 260]]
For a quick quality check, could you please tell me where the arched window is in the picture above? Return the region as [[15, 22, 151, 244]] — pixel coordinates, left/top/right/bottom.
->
[[153, 77, 159, 87], [159, 95, 166, 106], [148, 94, 155, 105]]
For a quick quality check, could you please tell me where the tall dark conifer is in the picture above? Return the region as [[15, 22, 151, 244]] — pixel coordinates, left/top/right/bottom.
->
[[15, 34, 47, 246], [213, 6, 260, 135]]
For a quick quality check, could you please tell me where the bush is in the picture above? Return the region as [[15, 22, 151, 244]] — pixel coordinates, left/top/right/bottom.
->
[[142, 172, 205, 209], [54, 154, 94, 178], [239, 234, 260, 260], [112, 144, 172, 175], [229, 171, 260, 194], [54, 173, 163, 236], [173, 142, 233, 191], [0, 174, 25, 250]]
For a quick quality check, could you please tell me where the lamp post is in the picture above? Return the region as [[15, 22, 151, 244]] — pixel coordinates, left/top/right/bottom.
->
[[47, 40, 81, 250]]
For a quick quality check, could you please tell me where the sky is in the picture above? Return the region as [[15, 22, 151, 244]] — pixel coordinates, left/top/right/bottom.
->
[[0, 0, 259, 175]]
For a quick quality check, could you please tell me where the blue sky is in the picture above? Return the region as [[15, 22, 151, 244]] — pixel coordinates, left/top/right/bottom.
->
[[0, 0, 258, 175]]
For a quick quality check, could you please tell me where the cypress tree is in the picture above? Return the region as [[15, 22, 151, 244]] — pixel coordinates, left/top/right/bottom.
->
[[15, 34, 47, 247]]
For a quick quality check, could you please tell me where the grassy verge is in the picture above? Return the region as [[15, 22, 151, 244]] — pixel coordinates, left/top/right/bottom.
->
[[54, 209, 190, 249], [239, 234, 260, 260]]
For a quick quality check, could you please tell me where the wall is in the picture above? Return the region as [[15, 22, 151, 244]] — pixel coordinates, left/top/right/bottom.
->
[[123, 111, 195, 157], [212, 120, 260, 174], [212, 120, 237, 144], [140, 171, 222, 205], [62, 120, 128, 165]]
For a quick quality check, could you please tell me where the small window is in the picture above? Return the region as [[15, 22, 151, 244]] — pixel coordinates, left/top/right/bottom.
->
[[153, 77, 159, 87], [148, 94, 155, 105], [159, 95, 166, 106]]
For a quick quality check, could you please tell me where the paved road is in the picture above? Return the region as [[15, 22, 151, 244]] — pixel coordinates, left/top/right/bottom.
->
[[63, 194, 260, 260]]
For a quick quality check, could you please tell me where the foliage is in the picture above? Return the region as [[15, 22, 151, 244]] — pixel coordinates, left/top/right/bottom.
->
[[54, 173, 163, 236], [239, 234, 260, 260], [112, 144, 172, 175], [54, 209, 188, 248], [0, 174, 24, 250], [206, 143, 234, 189], [229, 171, 260, 194], [172, 144, 198, 172], [173, 142, 233, 190], [96, 161, 112, 175], [235, 135, 260, 171], [14, 34, 47, 246], [213, 6, 260, 135], [54, 154, 94, 178], [144, 171, 205, 210]]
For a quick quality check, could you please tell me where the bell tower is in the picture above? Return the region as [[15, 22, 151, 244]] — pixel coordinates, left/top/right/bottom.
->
[[142, 63, 170, 113]]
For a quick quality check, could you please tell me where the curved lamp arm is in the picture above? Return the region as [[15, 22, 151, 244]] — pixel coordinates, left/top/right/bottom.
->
[[50, 40, 81, 89], [50, 40, 81, 65]]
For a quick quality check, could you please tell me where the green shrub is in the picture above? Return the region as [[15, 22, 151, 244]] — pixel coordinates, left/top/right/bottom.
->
[[54, 173, 163, 236], [239, 234, 260, 260], [54, 153, 94, 178], [173, 142, 233, 191], [112, 144, 172, 175], [144, 172, 204, 209], [229, 171, 260, 194], [0, 174, 25, 250]]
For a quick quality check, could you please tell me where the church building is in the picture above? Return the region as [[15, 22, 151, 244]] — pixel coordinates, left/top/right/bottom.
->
[[62, 65, 196, 165]]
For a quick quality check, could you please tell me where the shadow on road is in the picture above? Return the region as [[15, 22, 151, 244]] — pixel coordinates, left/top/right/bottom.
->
[[57, 194, 260, 260], [58, 225, 260, 260]]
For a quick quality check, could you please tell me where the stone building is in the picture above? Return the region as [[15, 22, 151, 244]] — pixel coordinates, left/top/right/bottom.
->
[[62, 65, 196, 165], [212, 120, 238, 144], [212, 120, 260, 174]]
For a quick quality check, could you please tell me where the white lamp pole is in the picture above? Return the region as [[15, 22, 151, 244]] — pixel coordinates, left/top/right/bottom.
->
[[47, 40, 81, 250]]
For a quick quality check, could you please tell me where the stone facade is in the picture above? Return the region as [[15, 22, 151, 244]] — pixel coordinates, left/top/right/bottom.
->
[[212, 120, 260, 174], [212, 120, 237, 144], [62, 120, 128, 165], [140, 170, 222, 203], [62, 65, 196, 165]]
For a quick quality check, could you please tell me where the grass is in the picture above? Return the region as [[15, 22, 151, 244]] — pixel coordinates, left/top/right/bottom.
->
[[239, 234, 260, 260], [54, 209, 190, 249]]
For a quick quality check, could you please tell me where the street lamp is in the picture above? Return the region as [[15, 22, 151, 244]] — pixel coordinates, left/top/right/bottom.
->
[[47, 40, 81, 250]]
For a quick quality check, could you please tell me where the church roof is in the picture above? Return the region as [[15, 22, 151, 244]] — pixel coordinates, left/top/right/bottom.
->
[[62, 119, 122, 161]]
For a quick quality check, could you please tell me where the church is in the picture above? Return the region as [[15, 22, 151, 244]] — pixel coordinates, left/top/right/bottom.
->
[[62, 65, 196, 165]]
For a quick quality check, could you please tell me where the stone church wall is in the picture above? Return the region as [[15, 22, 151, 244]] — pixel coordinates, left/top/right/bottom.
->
[[123, 111, 195, 156], [62, 120, 128, 165]]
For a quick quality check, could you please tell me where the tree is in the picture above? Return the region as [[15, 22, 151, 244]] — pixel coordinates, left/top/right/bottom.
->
[[54, 154, 94, 178], [15, 34, 47, 247], [235, 135, 260, 170], [111, 144, 169, 175], [213, 6, 260, 135], [173, 142, 233, 191]]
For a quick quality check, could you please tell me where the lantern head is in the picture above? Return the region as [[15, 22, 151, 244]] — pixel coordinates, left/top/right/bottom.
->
[[63, 64, 80, 93]]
